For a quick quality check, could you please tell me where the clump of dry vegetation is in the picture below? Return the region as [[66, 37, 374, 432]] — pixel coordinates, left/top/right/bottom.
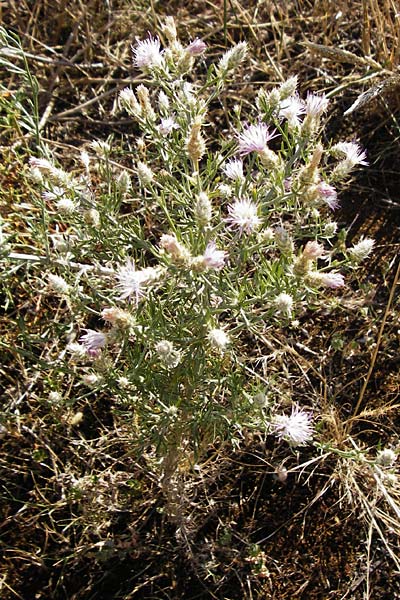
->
[[1, 2, 399, 599]]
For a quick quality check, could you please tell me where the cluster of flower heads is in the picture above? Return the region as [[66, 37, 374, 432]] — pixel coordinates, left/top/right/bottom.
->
[[32, 18, 378, 452]]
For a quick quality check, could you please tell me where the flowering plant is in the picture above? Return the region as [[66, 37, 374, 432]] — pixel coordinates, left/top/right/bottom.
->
[[19, 17, 375, 481]]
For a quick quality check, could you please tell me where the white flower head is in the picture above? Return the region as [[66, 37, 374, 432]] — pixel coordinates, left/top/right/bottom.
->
[[117, 261, 161, 303], [48, 273, 69, 295], [218, 183, 233, 198], [194, 192, 212, 226], [273, 405, 314, 446], [137, 161, 154, 186], [376, 448, 397, 468], [80, 150, 90, 170], [29, 157, 53, 173], [208, 328, 230, 352], [278, 75, 299, 100], [90, 140, 111, 156], [217, 41, 248, 74], [274, 292, 294, 317], [48, 391, 62, 404], [226, 198, 261, 235], [42, 186, 65, 201], [302, 241, 326, 260], [305, 92, 329, 117], [67, 342, 87, 360], [348, 238, 375, 263], [116, 170, 131, 194], [160, 233, 191, 263], [158, 91, 170, 113], [101, 306, 133, 329], [119, 87, 141, 116], [324, 221, 338, 237], [132, 35, 163, 69], [82, 373, 102, 387], [56, 197, 76, 214], [331, 141, 368, 166], [279, 94, 305, 128], [158, 116, 178, 136], [155, 340, 181, 368], [222, 158, 244, 181]]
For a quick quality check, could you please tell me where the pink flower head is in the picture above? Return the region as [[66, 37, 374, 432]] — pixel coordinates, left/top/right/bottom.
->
[[309, 271, 345, 289], [283, 177, 292, 192], [303, 241, 325, 260], [202, 241, 227, 270], [186, 38, 207, 56], [226, 198, 261, 235], [316, 181, 339, 210], [79, 329, 107, 358], [274, 405, 314, 446], [237, 123, 276, 156], [132, 35, 163, 69]]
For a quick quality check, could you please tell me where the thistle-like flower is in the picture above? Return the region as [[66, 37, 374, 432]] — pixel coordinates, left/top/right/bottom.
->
[[79, 329, 107, 358], [48, 274, 69, 295], [101, 307, 134, 329], [305, 92, 329, 117], [331, 141, 368, 167], [56, 197, 76, 214], [222, 158, 244, 181], [194, 192, 212, 226], [208, 328, 230, 351], [226, 198, 261, 235], [274, 292, 294, 317], [132, 35, 164, 69], [316, 181, 339, 210], [302, 241, 326, 260], [42, 186, 65, 201], [155, 340, 181, 369], [137, 161, 154, 186], [90, 140, 111, 157], [160, 233, 191, 264], [273, 405, 314, 446], [158, 116, 178, 136], [237, 123, 276, 156], [307, 271, 345, 289], [217, 41, 248, 75], [274, 226, 294, 255], [279, 94, 305, 128], [117, 261, 161, 303], [200, 241, 227, 270], [348, 238, 375, 263], [186, 38, 207, 56], [186, 116, 206, 166], [119, 87, 141, 116], [278, 75, 299, 100], [376, 448, 397, 467], [67, 342, 87, 360]]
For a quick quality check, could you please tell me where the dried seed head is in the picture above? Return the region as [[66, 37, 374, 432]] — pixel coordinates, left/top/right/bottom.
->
[[136, 85, 155, 120], [186, 116, 206, 166]]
